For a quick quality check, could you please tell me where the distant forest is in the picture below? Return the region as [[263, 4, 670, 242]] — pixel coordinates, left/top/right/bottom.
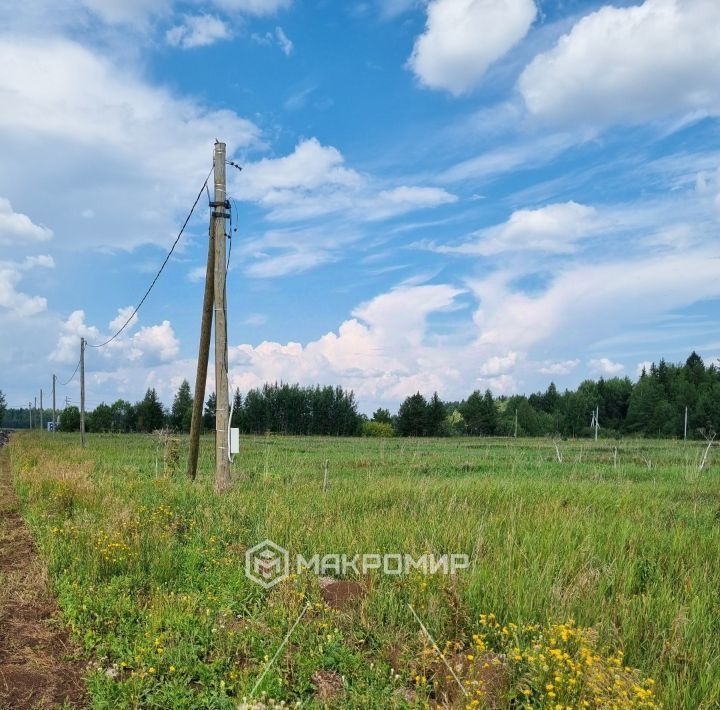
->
[[2, 352, 718, 439]]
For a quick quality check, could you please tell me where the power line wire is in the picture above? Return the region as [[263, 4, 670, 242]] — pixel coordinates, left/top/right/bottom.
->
[[59, 358, 81, 386], [87, 166, 213, 349]]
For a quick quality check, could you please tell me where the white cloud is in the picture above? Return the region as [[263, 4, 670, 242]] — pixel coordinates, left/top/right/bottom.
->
[[227, 283, 468, 403], [81, 0, 169, 25], [588, 357, 624, 376], [537, 359, 580, 375], [519, 0, 720, 127], [235, 138, 361, 201], [0, 0, 289, 29], [233, 138, 455, 225], [108, 306, 139, 334], [129, 321, 180, 361], [430, 202, 599, 255], [0, 255, 55, 317], [469, 250, 720, 353], [0, 37, 259, 250], [478, 351, 519, 376], [187, 266, 208, 283], [213, 0, 292, 14], [51, 309, 179, 366], [251, 26, 295, 54], [0, 197, 53, 246], [166, 15, 231, 49], [409, 0, 537, 95], [275, 26, 293, 55]]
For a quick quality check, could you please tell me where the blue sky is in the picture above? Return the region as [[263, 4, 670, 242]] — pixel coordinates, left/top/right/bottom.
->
[[1, 0, 719, 413]]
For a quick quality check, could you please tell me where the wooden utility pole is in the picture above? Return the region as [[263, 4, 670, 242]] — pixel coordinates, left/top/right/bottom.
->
[[212, 141, 231, 491], [80, 337, 86, 448], [40, 389, 43, 431], [52, 375, 56, 433], [187, 225, 216, 480]]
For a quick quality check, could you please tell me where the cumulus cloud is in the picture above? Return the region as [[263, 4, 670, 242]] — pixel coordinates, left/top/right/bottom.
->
[[233, 138, 455, 224], [226, 283, 469, 402], [0, 255, 55, 317], [51, 309, 179, 366], [0, 37, 259, 251], [0, 197, 53, 246], [478, 351, 520, 376], [426, 201, 599, 255], [537, 359, 580, 376], [232, 140, 455, 274], [409, 0, 537, 95], [588, 357, 624, 376], [469, 250, 720, 353], [519, 0, 720, 127], [166, 15, 231, 48]]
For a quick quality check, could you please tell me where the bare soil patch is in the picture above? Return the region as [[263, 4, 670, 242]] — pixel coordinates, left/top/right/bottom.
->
[[0, 444, 86, 709]]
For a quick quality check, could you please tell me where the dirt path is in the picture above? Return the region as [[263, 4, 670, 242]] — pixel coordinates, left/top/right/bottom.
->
[[0, 444, 86, 709]]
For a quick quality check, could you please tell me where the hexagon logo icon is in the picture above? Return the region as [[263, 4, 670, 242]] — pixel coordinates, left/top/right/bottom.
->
[[245, 539, 290, 589]]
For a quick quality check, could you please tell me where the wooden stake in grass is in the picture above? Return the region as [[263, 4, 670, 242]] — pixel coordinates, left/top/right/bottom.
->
[[553, 439, 563, 464], [698, 429, 716, 471], [322, 459, 329, 492]]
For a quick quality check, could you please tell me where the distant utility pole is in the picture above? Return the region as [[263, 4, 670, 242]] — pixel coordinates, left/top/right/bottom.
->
[[34, 396, 37, 429], [684, 406, 688, 441], [80, 337, 86, 448], [52, 375, 56, 433], [28, 402, 32, 429], [213, 141, 231, 492], [40, 389, 43, 431], [591, 406, 599, 441]]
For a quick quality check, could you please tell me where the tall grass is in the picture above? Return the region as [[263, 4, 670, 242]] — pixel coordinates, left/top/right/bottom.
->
[[8, 432, 719, 708]]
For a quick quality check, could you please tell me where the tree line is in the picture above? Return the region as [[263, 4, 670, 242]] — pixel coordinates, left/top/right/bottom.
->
[[1, 352, 717, 439], [385, 352, 718, 439]]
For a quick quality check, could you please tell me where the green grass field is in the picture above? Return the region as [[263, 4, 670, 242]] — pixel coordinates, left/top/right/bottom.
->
[[6, 432, 720, 708]]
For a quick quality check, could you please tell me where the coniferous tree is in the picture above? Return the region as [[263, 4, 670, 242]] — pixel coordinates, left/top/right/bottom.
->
[[396, 393, 428, 436], [426, 392, 447, 436], [231, 388, 243, 429], [204, 392, 217, 432], [171, 380, 193, 432], [136, 389, 165, 432]]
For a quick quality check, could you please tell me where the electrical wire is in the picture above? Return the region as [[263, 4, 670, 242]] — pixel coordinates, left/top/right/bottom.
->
[[87, 166, 214, 349], [59, 358, 81, 386]]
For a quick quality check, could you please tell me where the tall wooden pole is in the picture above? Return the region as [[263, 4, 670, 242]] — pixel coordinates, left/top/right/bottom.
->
[[80, 337, 86, 448], [52, 375, 56, 433], [213, 141, 230, 491], [187, 225, 215, 480]]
